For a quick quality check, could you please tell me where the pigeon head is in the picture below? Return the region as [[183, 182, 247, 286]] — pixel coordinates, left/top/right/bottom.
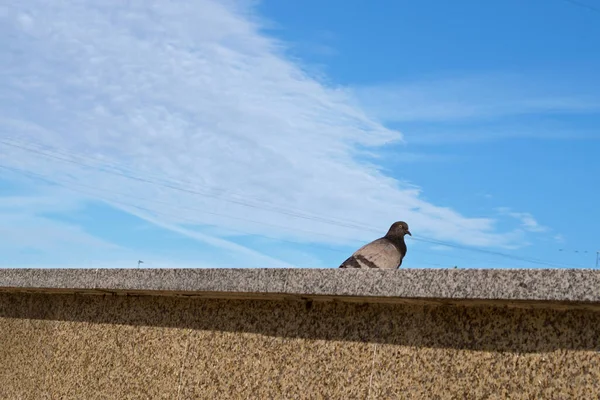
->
[[386, 221, 411, 237]]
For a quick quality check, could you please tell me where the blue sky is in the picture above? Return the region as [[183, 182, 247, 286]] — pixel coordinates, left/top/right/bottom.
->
[[0, 0, 598, 269]]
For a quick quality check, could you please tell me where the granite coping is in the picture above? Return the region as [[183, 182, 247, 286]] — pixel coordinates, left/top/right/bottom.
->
[[0, 268, 599, 306]]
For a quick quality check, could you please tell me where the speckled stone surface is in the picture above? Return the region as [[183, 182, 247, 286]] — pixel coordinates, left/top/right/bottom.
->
[[2, 268, 600, 304], [1, 292, 600, 399]]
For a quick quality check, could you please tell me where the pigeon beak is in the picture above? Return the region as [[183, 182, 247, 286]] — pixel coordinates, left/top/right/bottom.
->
[[406, 230, 412, 236]]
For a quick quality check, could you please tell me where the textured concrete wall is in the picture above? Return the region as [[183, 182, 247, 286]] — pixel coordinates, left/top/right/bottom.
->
[[1, 292, 599, 399]]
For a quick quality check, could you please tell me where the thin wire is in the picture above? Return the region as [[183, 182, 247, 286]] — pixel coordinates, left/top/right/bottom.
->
[[1, 140, 589, 268], [0, 164, 542, 269], [0, 141, 586, 268], [8, 138, 552, 267], [0, 164, 357, 254], [0, 139, 380, 233], [558, 248, 592, 253], [5, 166, 365, 244], [410, 236, 588, 268], [3, 165, 446, 265]]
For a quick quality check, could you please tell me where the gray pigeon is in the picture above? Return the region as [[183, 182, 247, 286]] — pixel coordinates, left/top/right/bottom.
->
[[339, 221, 411, 269]]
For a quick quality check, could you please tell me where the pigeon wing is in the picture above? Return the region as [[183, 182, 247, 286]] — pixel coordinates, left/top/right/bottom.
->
[[340, 238, 402, 269]]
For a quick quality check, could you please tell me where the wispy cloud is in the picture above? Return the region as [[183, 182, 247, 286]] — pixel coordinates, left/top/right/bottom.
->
[[0, 189, 124, 266], [0, 178, 293, 268], [429, 245, 453, 252], [0, 0, 546, 266], [352, 72, 600, 123], [0, 206, 116, 253], [497, 207, 549, 233], [399, 121, 599, 145], [117, 205, 295, 268]]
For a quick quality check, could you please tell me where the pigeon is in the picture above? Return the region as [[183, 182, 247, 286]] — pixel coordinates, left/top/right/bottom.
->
[[339, 221, 411, 269]]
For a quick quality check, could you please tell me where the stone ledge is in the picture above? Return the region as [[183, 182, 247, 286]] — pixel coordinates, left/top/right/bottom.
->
[[0, 268, 599, 307]]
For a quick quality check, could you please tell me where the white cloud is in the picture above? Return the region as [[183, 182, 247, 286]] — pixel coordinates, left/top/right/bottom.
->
[[0, 0, 542, 263]]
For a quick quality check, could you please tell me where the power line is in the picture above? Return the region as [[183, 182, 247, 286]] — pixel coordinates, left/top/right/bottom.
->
[[1, 164, 561, 270], [1, 137, 392, 233], [0, 164, 454, 268], [8, 138, 536, 267], [0, 139, 587, 268], [0, 139, 590, 268], [411, 236, 589, 269], [0, 139, 379, 233], [0, 163, 367, 245]]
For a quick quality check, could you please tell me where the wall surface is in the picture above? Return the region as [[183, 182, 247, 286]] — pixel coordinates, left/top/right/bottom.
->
[[1, 291, 599, 399]]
